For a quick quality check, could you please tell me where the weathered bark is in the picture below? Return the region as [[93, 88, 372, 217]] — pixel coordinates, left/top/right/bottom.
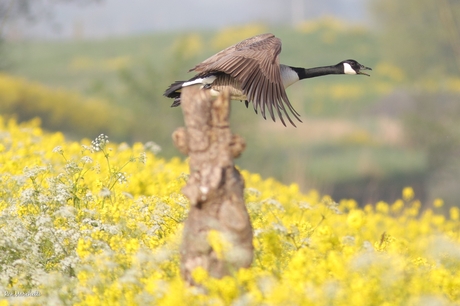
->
[[172, 86, 253, 285]]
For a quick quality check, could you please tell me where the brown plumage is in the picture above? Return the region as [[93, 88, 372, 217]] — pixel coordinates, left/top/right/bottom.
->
[[164, 33, 372, 127], [188, 33, 300, 126]]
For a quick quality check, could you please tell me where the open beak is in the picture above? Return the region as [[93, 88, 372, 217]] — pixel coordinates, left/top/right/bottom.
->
[[357, 64, 372, 76]]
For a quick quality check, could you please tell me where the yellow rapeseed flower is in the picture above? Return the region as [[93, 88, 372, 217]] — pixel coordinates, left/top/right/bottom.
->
[[207, 230, 232, 260], [76, 238, 92, 259], [391, 199, 404, 214], [402, 187, 415, 201], [433, 198, 444, 208], [126, 238, 140, 255], [376, 201, 390, 214], [191, 267, 208, 284], [2, 117, 460, 305], [450, 207, 459, 221], [347, 209, 365, 229]]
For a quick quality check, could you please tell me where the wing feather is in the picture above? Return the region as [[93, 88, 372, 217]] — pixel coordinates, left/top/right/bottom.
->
[[189, 33, 301, 126]]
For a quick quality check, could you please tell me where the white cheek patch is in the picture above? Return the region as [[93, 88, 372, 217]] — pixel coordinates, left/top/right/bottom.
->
[[343, 63, 357, 75], [182, 75, 217, 87]]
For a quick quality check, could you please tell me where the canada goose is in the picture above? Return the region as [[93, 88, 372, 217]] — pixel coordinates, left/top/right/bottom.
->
[[164, 33, 371, 126]]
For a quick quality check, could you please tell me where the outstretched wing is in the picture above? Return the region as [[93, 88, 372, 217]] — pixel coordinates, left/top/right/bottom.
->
[[190, 33, 301, 126]]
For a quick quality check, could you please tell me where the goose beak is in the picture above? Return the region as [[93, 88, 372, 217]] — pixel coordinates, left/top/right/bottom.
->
[[357, 64, 372, 76]]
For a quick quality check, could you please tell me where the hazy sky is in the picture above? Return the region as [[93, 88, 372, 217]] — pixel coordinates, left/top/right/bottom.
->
[[5, 0, 368, 40]]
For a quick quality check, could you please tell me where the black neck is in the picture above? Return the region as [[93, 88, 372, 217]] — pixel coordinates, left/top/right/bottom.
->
[[291, 65, 341, 80]]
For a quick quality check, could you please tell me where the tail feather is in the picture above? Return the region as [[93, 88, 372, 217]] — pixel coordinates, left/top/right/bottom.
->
[[170, 98, 181, 107], [164, 80, 185, 98]]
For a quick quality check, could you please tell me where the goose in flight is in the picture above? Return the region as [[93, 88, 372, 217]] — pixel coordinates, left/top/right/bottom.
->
[[164, 33, 371, 127]]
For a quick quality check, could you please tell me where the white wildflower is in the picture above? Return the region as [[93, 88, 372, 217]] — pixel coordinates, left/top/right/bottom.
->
[[301, 237, 312, 247], [118, 142, 130, 151], [81, 144, 92, 152], [20, 188, 36, 204], [245, 187, 261, 198], [101, 224, 120, 235], [122, 192, 134, 199], [52, 146, 64, 154], [144, 141, 161, 154], [326, 200, 342, 215], [84, 191, 94, 202], [38, 194, 51, 205], [23, 166, 47, 179], [91, 134, 109, 152], [54, 206, 76, 218], [54, 183, 71, 204], [362, 241, 374, 252], [36, 215, 52, 227], [299, 202, 312, 210], [60, 255, 80, 272], [272, 222, 288, 234], [116, 172, 127, 184], [81, 156, 93, 164], [342, 235, 356, 246], [253, 228, 264, 237], [99, 187, 111, 198], [64, 161, 81, 175], [264, 198, 284, 211], [12, 174, 27, 186], [93, 162, 101, 174], [138, 152, 147, 164], [82, 218, 101, 229]]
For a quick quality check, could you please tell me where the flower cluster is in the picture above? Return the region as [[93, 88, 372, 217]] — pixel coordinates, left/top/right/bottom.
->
[[0, 117, 459, 305], [90, 134, 109, 152]]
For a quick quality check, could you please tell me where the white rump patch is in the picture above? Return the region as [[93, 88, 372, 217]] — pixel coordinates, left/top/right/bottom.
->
[[343, 63, 357, 75], [182, 75, 217, 87]]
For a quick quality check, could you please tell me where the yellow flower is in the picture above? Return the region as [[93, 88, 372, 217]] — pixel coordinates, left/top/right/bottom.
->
[[3, 115, 460, 305], [208, 276, 239, 304], [412, 257, 430, 267], [433, 198, 444, 208], [376, 201, 389, 214], [450, 207, 459, 221], [207, 230, 232, 260], [191, 266, 208, 284], [402, 187, 415, 201], [347, 209, 365, 229], [76, 238, 92, 259], [126, 238, 140, 255], [391, 199, 404, 214], [157, 277, 187, 306]]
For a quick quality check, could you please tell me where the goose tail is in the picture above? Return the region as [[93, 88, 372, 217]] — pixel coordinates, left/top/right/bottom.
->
[[164, 80, 184, 99]]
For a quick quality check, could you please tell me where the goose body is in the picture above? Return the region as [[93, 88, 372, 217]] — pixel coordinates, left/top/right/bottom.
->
[[164, 33, 371, 126]]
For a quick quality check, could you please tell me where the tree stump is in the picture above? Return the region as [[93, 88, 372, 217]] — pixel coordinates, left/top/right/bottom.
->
[[172, 85, 253, 285]]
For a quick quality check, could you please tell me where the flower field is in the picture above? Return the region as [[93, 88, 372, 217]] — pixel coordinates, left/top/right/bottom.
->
[[0, 117, 459, 306], [0, 74, 132, 141]]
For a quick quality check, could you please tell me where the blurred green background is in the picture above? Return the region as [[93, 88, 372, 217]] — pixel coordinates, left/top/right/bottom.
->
[[1, 0, 459, 209]]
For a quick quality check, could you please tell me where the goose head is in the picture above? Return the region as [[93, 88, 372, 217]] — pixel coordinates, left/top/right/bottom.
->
[[340, 59, 372, 76]]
